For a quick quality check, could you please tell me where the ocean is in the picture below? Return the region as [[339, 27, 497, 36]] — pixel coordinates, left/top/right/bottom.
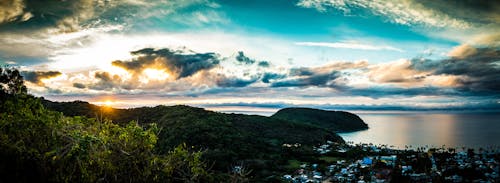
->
[[339, 112, 500, 149]]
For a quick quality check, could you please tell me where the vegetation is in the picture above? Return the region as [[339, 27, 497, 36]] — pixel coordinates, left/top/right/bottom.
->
[[0, 67, 210, 182], [0, 67, 27, 95], [42, 101, 345, 180], [271, 107, 369, 132]]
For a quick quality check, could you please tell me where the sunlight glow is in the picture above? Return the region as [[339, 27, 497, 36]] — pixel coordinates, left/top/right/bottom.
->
[[104, 100, 113, 107], [141, 68, 170, 82]]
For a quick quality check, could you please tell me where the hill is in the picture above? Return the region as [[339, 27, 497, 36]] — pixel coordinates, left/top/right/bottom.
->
[[271, 107, 368, 132], [41, 100, 344, 145], [41, 100, 347, 180]]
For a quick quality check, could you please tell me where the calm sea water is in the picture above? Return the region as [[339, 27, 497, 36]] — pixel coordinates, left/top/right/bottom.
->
[[339, 112, 500, 149]]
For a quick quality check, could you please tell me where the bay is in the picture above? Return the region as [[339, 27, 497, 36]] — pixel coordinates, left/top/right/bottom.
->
[[339, 112, 500, 149]]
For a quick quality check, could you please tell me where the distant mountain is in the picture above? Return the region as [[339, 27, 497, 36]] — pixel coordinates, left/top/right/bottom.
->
[[271, 107, 368, 132]]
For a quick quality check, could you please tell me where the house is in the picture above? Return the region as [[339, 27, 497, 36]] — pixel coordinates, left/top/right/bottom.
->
[[362, 157, 373, 165], [380, 155, 397, 167], [313, 175, 322, 180], [283, 174, 292, 180], [402, 165, 412, 174]]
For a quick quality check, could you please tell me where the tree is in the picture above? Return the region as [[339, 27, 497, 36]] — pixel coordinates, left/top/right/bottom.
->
[[0, 67, 27, 95]]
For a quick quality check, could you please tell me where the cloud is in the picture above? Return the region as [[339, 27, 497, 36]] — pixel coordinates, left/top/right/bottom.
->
[[367, 59, 429, 84], [261, 72, 286, 83], [296, 0, 500, 46], [0, 0, 152, 33], [72, 83, 86, 89], [366, 44, 500, 94], [234, 51, 271, 67], [0, 0, 228, 65], [0, 0, 30, 24], [257, 61, 270, 67], [235, 51, 255, 64], [447, 44, 478, 59], [73, 47, 267, 91], [89, 71, 117, 90], [295, 41, 404, 52], [271, 67, 341, 88], [341, 86, 462, 99], [199, 100, 500, 112], [215, 75, 259, 87], [112, 48, 220, 79], [416, 0, 500, 27], [269, 61, 368, 88], [428, 47, 500, 92], [21, 70, 61, 86], [296, 0, 471, 28], [271, 71, 341, 87]]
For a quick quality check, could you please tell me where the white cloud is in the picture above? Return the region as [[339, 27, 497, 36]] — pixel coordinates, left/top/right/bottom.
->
[[295, 41, 404, 52], [296, 0, 470, 29]]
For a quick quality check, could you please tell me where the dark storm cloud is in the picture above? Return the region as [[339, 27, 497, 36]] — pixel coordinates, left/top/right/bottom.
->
[[1, 0, 86, 31], [261, 72, 285, 83], [417, 0, 500, 25], [271, 71, 341, 87], [21, 70, 61, 86], [268, 61, 368, 88], [0, 0, 142, 32], [215, 76, 259, 87], [410, 46, 500, 92], [112, 48, 220, 79]]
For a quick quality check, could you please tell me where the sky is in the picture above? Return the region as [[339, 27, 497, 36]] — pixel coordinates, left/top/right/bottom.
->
[[0, 0, 499, 113]]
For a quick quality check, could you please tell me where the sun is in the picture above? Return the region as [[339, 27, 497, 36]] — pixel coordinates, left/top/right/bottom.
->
[[103, 100, 113, 107]]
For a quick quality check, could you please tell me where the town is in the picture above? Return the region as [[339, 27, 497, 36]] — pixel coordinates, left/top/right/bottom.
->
[[281, 141, 500, 182]]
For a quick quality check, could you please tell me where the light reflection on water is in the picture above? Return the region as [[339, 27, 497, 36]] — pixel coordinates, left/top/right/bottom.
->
[[339, 112, 500, 149]]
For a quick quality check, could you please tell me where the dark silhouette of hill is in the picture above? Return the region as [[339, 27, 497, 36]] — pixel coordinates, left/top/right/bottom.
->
[[271, 107, 368, 132]]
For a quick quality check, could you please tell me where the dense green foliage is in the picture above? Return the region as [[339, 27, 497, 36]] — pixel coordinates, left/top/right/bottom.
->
[[0, 67, 210, 183], [271, 107, 369, 132]]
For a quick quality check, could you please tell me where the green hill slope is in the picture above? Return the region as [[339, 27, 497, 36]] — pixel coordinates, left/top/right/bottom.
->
[[271, 107, 368, 132]]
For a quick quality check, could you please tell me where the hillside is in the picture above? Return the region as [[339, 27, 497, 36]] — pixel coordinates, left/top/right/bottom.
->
[[42, 100, 343, 145], [41, 100, 346, 179], [271, 107, 368, 132], [1, 95, 213, 182]]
